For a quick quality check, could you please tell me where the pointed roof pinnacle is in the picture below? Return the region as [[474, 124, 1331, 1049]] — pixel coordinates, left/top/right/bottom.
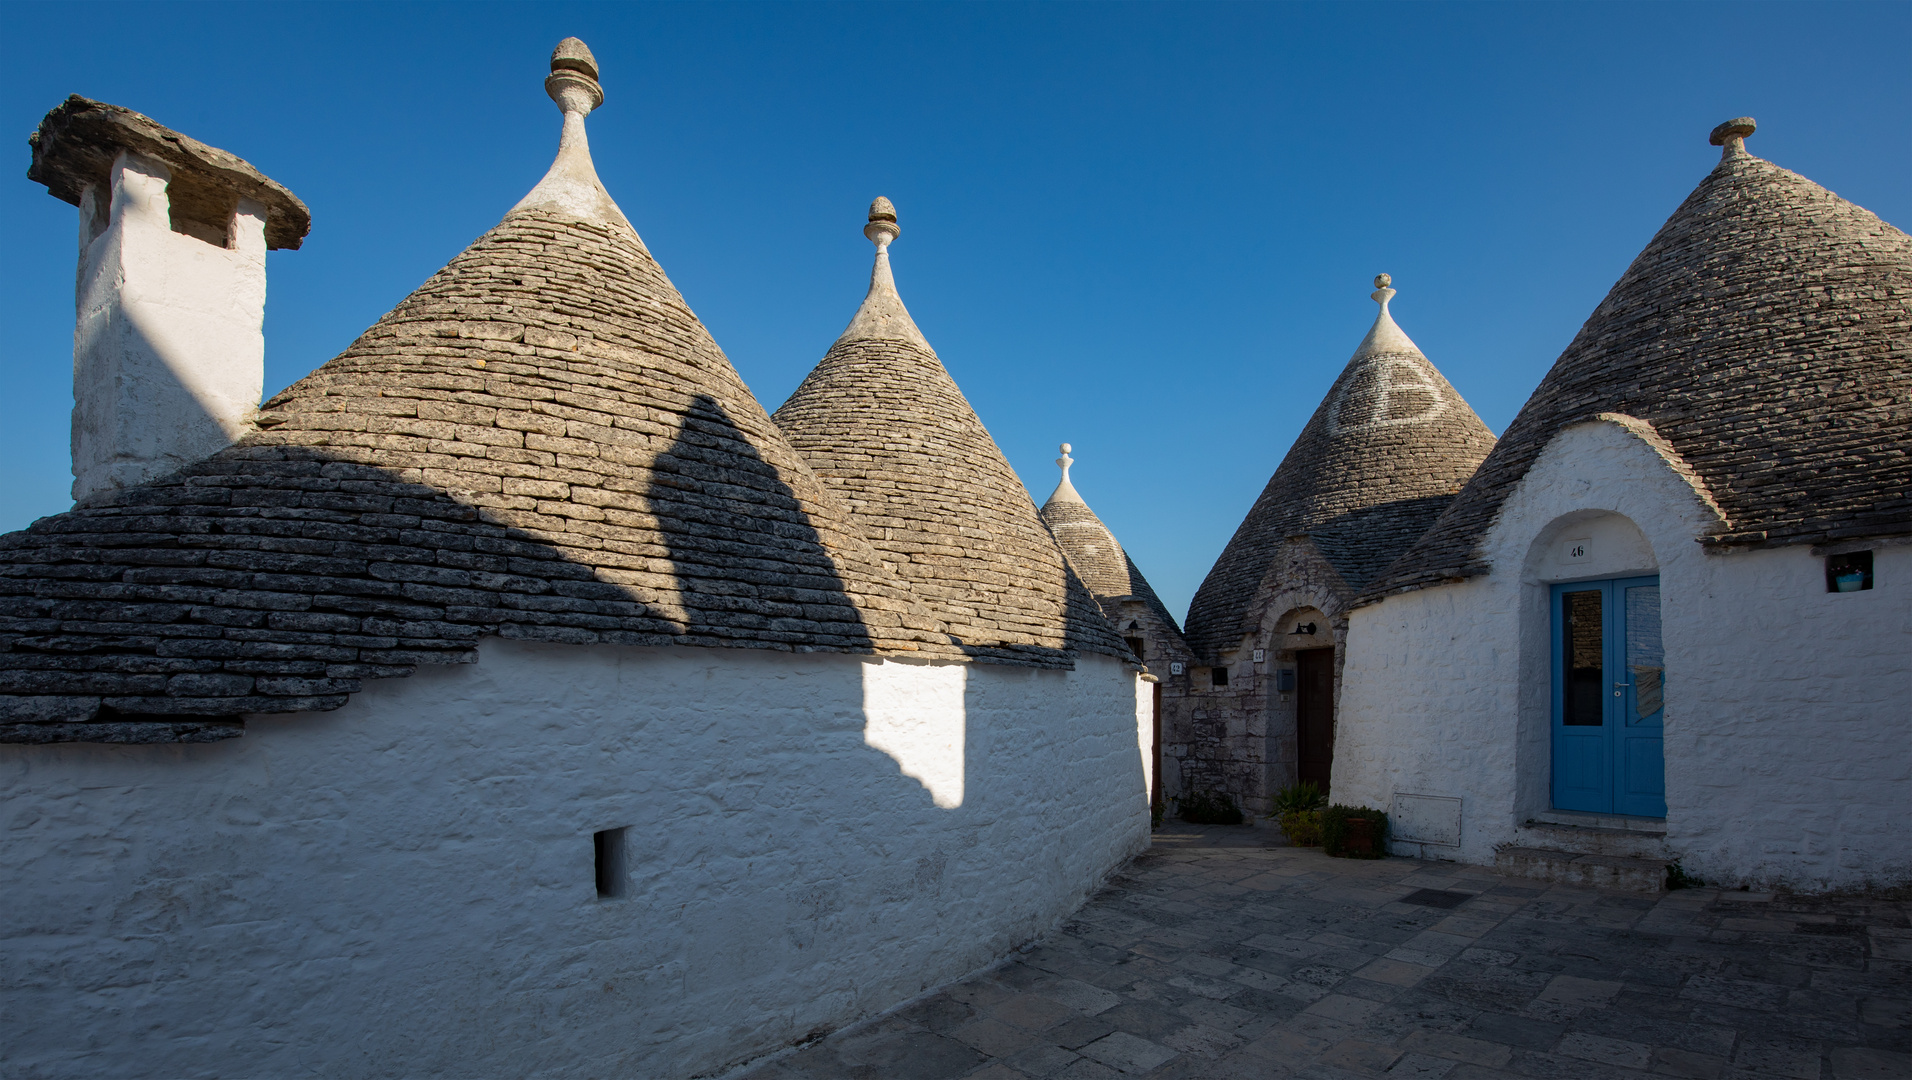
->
[[836, 196, 930, 349], [1710, 116, 1757, 159], [1046, 442, 1085, 506], [1354, 272, 1421, 358], [512, 37, 623, 223]]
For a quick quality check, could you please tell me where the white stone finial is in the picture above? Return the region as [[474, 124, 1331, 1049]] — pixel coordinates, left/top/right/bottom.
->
[[1371, 273, 1396, 308], [836, 197, 929, 348], [546, 37, 603, 115], [513, 38, 625, 223], [1045, 443, 1084, 507], [1351, 272, 1420, 360], [865, 196, 900, 252]]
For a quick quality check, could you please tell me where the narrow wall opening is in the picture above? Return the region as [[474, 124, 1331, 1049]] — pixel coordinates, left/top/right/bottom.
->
[[594, 827, 628, 899]]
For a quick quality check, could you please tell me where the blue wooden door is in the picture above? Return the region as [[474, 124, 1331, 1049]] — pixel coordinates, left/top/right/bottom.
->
[[1550, 577, 1666, 817]]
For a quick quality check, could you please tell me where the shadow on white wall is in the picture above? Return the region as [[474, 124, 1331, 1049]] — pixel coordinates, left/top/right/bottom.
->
[[862, 660, 967, 808]]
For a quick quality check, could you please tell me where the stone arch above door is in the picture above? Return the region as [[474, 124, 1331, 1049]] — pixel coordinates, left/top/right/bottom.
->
[[1521, 509, 1659, 585]]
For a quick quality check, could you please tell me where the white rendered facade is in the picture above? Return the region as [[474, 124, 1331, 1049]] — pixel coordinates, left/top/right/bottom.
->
[[1, 643, 1150, 1078], [1334, 417, 1911, 890], [71, 151, 268, 503]]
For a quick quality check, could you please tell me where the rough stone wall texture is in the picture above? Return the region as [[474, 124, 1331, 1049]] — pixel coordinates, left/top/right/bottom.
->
[[1334, 418, 1912, 889], [1184, 302, 1495, 664], [0, 641, 1151, 1079], [1365, 145, 1912, 604], [0, 183, 966, 733], [774, 254, 1131, 668], [1167, 537, 1345, 816]]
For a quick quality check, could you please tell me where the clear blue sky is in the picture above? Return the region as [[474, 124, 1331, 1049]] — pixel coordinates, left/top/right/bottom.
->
[[3, 2, 1907, 622]]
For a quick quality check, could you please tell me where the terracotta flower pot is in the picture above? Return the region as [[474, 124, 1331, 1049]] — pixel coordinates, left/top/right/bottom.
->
[[1344, 817, 1374, 854]]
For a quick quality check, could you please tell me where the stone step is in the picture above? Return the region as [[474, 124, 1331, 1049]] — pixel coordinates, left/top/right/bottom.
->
[[1514, 819, 1671, 860], [1494, 846, 1667, 893]]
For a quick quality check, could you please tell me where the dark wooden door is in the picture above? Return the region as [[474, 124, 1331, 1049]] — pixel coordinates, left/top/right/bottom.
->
[[1296, 647, 1335, 791]]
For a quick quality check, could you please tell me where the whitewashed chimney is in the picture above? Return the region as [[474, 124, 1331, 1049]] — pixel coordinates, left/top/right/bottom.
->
[[28, 96, 309, 503]]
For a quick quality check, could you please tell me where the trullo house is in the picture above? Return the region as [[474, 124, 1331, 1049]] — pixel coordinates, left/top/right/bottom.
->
[[0, 40, 1152, 1079], [1331, 119, 1910, 892], [1179, 276, 1496, 818]]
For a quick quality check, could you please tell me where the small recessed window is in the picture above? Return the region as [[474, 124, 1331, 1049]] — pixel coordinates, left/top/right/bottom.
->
[[1124, 636, 1146, 660], [594, 827, 628, 899], [1826, 551, 1873, 593], [1211, 666, 1229, 688]]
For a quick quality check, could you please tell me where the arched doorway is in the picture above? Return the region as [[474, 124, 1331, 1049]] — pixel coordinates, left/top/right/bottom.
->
[[1269, 608, 1334, 793]]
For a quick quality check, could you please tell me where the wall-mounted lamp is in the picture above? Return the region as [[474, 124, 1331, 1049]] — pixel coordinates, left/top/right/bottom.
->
[[1290, 623, 1318, 636]]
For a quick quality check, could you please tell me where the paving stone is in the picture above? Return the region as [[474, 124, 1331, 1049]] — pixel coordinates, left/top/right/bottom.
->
[[835, 1030, 990, 1078], [1729, 1034, 1825, 1079], [1316, 1036, 1403, 1072], [1003, 1043, 1080, 1077], [1650, 1046, 1728, 1079], [1160, 1023, 1242, 1057], [955, 1018, 1039, 1058], [992, 994, 1082, 1033], [1556, 1031, 1652, 1069], [1463, 1011, 1565, 1051], [1829, 1045, 1912, 1079], [1051, 1059, 1121, 1080], [1045, 1016, 1117, 1051], [1387, 1051, 1462, 1078], [1075, 1031, 1177, 1074], [1400, 1030, 1515, 1068]]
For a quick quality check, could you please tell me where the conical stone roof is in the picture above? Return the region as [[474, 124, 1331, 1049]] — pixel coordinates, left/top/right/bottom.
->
[[773, 200, 1131, 666], [1363, 120, 1912, 603], [0, 41, 956, 736], [1039, 445, 1186, 638], [1184, 277, 1495, 660]]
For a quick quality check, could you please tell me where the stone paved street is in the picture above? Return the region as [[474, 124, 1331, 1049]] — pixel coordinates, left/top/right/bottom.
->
[[740, 825, 1912, 1080]]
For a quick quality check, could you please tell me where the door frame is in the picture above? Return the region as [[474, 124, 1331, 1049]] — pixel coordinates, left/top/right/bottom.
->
[[1548, 575, 1666, 818]]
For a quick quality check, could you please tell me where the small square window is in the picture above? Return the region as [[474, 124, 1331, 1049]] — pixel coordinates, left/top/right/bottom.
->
[[1210, 666, 1229, 688], [1826, 551, 1873, 593], [1124, 636, 1146, 660]]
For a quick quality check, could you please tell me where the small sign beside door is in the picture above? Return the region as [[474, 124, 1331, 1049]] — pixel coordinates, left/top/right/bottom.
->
[[1561, 537, 1593, 562], [1252, 649, 1266, 663]]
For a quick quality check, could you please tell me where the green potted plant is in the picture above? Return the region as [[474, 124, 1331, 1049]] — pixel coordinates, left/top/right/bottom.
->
[[1273, 782, 1327, 846], [1176, 789, 1244, 825], [1320, 804, 1389, 858]]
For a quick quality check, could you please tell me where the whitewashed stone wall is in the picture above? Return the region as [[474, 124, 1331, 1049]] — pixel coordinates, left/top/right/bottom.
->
[[1335, 417, 1911, 890], [0, 643, 1149, 1078], [72, 151, 267, 503]]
